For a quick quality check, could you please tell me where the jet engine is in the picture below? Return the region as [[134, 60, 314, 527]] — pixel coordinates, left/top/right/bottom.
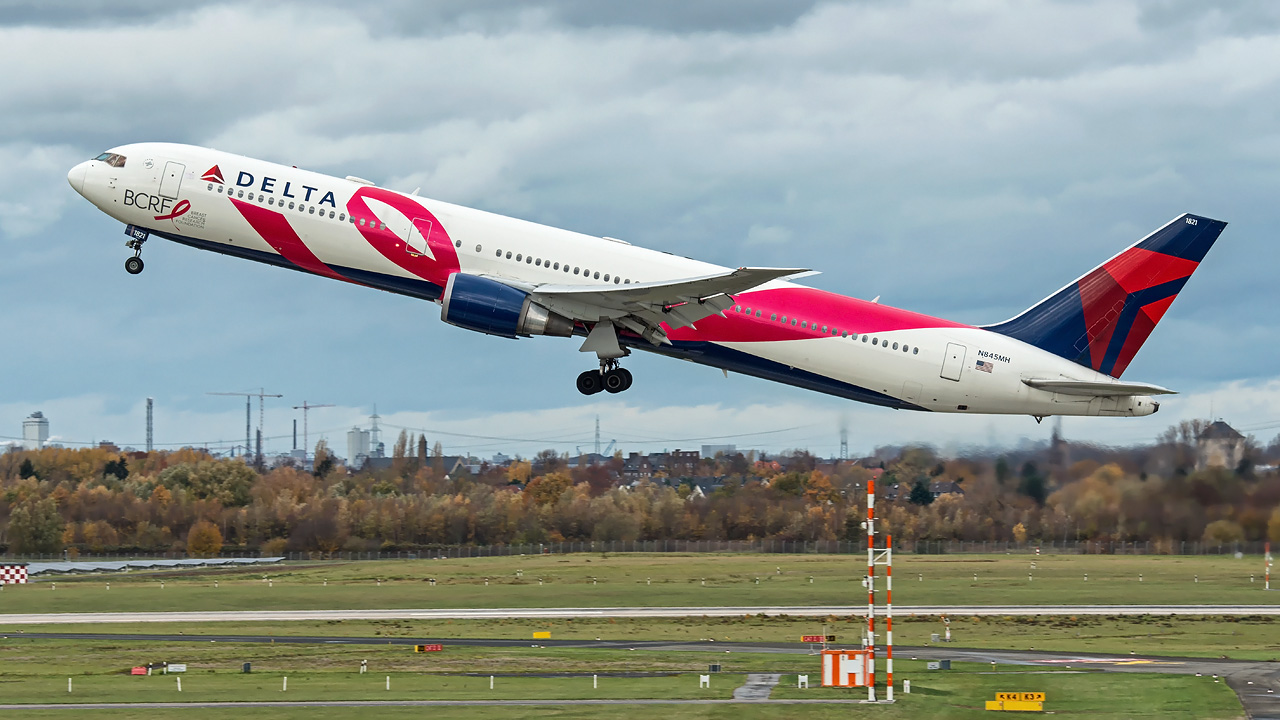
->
[[440, 272, 575, 339]]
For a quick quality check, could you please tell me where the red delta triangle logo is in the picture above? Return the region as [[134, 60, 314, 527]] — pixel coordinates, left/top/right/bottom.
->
[[201, 165, 224, 184]]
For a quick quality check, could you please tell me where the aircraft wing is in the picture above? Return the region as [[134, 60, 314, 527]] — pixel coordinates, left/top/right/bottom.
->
[[1022, 378, 1177, 397], [529, 266, 807, 343]]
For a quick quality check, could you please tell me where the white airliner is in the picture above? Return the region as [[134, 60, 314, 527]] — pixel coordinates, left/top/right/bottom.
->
[[68, 144, 1226, 418]]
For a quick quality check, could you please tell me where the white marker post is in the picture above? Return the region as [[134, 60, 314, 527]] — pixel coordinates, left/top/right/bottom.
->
[[1267, 542, 1273, 590], [176, 677, 182, 692], [593, 674, 598, 689], [490, 675, 494, 690], [386, 675, 390, 690], [283, 677, 287, 692], [68, 678, 72, 693]]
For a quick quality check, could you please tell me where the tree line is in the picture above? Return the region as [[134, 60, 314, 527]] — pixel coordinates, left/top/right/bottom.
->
[[2, 422, 1278, 556]]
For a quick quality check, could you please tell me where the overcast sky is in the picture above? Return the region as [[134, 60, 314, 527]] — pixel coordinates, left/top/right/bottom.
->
[[1, 0, 1278, 459]]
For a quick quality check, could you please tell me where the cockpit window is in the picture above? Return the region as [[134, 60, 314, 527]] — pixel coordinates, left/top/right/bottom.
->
[[94, 152, 126, 168]]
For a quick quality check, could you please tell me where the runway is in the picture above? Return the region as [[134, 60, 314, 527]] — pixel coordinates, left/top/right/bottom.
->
[[3, 604, 1280, 625], [0, 699, 875, 709]]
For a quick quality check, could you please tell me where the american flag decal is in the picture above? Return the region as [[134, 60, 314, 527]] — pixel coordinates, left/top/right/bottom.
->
[[975, 360, 993, 373]]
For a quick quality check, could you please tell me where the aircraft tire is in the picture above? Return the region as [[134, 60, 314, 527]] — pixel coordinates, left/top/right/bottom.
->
[[603, 368, 629, 394], [576, 370, 603, 395], [125, 256, 144, 275]]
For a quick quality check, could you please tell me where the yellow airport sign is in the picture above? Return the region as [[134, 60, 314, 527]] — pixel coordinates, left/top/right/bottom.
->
[[533, 631, 551, 639], [985, 699, 1043, 712], [996, 692, 1045, 702]]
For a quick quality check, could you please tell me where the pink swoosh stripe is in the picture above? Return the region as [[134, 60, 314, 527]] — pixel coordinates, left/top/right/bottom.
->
[[346, 187, 460, 288], [667, 286, 971, 343], [231, 199, 351, 283]]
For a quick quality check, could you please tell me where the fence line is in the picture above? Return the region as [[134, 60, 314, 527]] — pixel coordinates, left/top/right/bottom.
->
[[0, 538, 1264, 563]]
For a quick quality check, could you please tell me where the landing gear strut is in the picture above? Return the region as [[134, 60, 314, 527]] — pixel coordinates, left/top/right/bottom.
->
[[124, 237, 146, 275], [576, 358, 634, 396]]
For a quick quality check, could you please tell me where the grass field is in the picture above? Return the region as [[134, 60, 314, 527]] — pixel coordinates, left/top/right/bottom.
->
[[0, 638, 1243, 719], [0, 553, 1265, 718], [3, 553, 1278, 614]]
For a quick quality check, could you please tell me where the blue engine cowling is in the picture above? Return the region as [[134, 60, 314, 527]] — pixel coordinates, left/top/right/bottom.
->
[[440, 273, 575, 339]]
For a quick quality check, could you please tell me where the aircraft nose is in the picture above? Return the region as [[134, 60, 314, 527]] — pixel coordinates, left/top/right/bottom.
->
[[67, 160, 89, 195]]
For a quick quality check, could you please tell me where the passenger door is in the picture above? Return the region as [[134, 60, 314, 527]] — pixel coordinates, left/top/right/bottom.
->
[[940, 343, 966, 382], [158, 162, 185, 199]]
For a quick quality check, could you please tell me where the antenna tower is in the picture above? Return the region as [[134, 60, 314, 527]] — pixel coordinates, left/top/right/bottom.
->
[[146, 398, 154, 453], [292, 401, 335, 462], [370, 406, 382, 456], [207, 389, 283, 464], [595, 415, 601, 456]]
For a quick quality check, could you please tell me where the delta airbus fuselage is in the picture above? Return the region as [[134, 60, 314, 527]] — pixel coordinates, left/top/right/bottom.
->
[[67, 143, 1228, 418]]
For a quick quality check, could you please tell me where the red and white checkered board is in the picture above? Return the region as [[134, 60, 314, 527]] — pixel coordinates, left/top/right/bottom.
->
[[0, 565, 28, 584]]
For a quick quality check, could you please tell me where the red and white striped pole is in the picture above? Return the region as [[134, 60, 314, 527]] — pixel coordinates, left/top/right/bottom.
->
[[866, 477, 876, 701], [886, 532, 894, 701]]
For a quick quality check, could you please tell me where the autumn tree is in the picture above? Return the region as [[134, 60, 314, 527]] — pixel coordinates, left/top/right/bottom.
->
[[506, 460, 532, 485], [157, 461, 254, 506], [187, 520, 224, 557], [524, 472, 573, 506], [7, 498, 64, 554], [313, 439, 335, 478], [908, 479, 934, 506], [1202, 519, 1244, 545]]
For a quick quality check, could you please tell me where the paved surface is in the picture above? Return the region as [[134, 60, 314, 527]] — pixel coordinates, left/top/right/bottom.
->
[[0, 699, 878, 709], [733, 673, 781, 700], [5, 604, 1280, 625]]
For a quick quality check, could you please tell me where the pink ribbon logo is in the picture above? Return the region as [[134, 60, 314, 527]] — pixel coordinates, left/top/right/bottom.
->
[[154, 199, 191, 221]]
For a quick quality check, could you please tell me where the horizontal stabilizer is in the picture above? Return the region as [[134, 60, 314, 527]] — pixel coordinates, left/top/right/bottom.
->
[[1022, 378, 1176, 397]]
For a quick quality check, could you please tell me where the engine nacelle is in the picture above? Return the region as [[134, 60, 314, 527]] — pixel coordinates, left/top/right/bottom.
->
[[440, 273, 575, 339]]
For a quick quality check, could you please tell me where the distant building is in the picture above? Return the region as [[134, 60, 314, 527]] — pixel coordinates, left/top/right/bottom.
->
[[667, 449, 700, 478], [622, 452, 654, 481], [1198, 421, 1246, 471], [22, 412, 48, 450], [929, 480, 965, 499], [347, 426, 371, 468], [97, 440, 120, 453], [701, 444, 736, 457]]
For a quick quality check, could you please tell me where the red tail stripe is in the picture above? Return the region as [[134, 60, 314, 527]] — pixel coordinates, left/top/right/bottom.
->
[[1103, 248, 1198, 294]]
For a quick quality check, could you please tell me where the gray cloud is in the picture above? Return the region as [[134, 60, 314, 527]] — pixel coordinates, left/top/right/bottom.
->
[[3, 0, 1278, 452]]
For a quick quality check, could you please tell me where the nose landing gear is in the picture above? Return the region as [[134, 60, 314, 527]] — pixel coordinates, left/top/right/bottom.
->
[[576, 359, 634, 395], [124, 236, 146, 275]]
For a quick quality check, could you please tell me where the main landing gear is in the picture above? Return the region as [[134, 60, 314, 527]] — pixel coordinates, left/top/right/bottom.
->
[[124, 236, 146, 275], [576, 359, 633, 395]]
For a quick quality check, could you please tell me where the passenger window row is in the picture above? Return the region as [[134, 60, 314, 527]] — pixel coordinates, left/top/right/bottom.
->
[[209, 182, 646, 285], [210, 182, 387, 230], [492, 247, 632, 284], [731, 304, 920, 355]]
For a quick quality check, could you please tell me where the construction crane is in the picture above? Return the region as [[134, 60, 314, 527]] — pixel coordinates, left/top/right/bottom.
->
[[207, 388, 282, 465], [292, 401, 334, 463]]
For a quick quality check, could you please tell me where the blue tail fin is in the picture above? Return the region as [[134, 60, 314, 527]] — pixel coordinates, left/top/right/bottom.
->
[[984, 213, 1226, 377]]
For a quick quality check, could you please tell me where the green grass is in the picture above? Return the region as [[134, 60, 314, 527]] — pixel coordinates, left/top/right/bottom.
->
[[770, 670, 1241, 718], [0, 700, 1243, 720], [3, 553, 1278, 614], [0, 668, 1241, 719], [0, 672, 746, 704], [0, 636, 1244, 719]]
